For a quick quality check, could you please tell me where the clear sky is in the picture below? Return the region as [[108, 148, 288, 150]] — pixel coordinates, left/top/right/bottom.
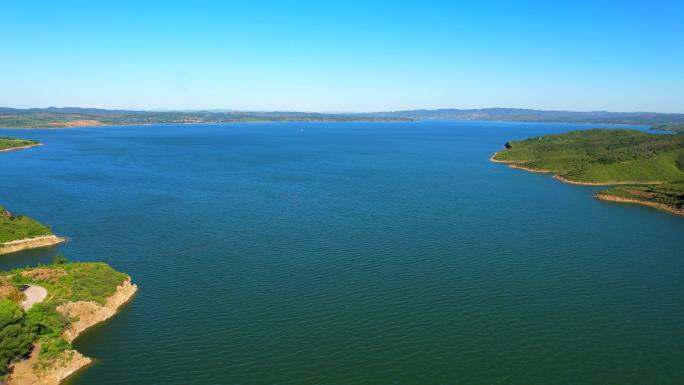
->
[[2, 0, 683, 112]]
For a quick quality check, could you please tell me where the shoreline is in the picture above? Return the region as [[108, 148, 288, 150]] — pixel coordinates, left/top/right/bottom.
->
[[509, 164, 553, 173], [490, 152, 555, 174], [8, 279, 138, 385], [552, 174, 662, 186], [0, 235, 66, 256], [595, 193, 684, 217], [488, 152, 509, 163], [0, 143, 43, 152], [490, 151, 662, 186], [491, 149, 681, 216]]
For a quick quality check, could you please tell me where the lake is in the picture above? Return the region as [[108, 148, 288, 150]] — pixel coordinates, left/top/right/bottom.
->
[[1, 121, 683, 385]]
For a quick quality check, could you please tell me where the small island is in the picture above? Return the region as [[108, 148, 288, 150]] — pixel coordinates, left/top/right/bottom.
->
[[1, 260, 137, 385], [491, 129, 684, 216]]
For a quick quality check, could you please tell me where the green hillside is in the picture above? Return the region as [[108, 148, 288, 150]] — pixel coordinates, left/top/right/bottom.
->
[[493, 129, 684, 215], [494, 129, 684, 183], [599, 181, 684, 211], [0, 207, 53, 244], [0, 137, 39, 151]]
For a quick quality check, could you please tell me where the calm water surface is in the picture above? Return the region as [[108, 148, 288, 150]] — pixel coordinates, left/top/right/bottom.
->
[[1, 121, 683, 385]]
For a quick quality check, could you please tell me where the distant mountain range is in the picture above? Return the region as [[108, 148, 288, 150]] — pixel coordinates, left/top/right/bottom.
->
[[1, 107, 683, 131], [359, 108, 684, 125]]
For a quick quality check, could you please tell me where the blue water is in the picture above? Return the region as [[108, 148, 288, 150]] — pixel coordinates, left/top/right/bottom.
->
[[1, 121, 683, 385]]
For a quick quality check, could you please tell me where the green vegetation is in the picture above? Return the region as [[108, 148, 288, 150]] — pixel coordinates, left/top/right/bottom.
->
[[494, 129, 684, 183], [652, 123, 684, 133], [0, 261, 129, 378], [0, 206, 53, 244], [0, 137, 39, 151], [600, 181, 684, 211], [0, 299, 34, 376], [493, 129, 684, 215]]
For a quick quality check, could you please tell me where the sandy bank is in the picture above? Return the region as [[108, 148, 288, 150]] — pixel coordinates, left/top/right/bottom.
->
[[0, 143, 43, 153], [489, 151, 513, 164], [595, 193, 684, 217], [0, 235, 66, 256], [8, 279, 138, 385]]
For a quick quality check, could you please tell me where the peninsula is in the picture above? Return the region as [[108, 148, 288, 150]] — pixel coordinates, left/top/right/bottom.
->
[[0, 138, 41, 152], [0, 139, 65, 255], [1, 260, 137, 385], [491, 129, 684, 216]]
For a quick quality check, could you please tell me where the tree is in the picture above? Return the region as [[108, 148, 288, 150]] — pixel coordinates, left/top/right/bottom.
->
[[52, 254, 68, 265], [0, 300, 33, 377]]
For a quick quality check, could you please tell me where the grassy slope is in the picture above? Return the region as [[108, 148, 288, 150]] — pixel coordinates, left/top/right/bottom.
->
[[0, 215, 52, 243], [599, 181, 684, 211], [494, 129, 684, 183], [0, 137, 39, 151], [0, 262, 129, 377], [493, 129, 684, 213], [0, 207, 53, 244]]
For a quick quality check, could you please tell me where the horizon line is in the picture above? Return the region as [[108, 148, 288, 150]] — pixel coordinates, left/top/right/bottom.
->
[[3, 106, 684, 115]]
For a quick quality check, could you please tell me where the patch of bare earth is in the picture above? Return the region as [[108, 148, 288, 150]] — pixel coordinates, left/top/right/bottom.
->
[[7, 344, 91, 385], [20, 268, 66, 284], [65, 120, 103, 127], [623, 189, 656, 199], [0, 276, 22, 302]]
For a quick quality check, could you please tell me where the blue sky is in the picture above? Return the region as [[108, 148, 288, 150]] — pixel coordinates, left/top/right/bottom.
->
[[1, 0, 683, 112]]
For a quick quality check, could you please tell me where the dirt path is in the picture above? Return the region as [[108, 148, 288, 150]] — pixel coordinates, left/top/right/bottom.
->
[[21, 285, 47, 310]]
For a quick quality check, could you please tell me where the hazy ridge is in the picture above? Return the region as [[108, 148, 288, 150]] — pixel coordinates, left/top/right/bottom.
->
[[2, 107, 684, 131]]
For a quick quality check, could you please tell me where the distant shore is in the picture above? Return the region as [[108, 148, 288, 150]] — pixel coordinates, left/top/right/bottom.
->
[[0, 119, 411, 130]]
